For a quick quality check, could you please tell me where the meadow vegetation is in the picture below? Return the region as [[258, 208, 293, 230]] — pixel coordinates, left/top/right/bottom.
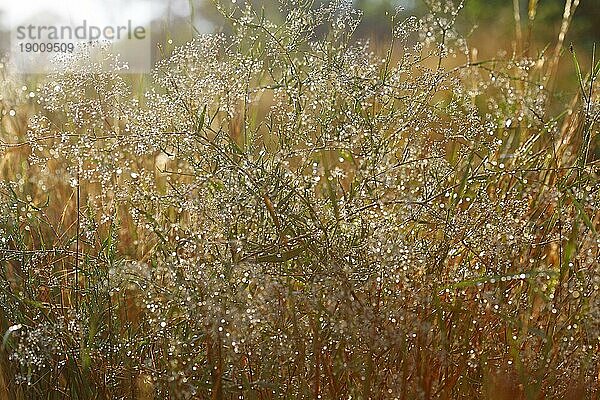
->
[[0, 0, 599, 398]]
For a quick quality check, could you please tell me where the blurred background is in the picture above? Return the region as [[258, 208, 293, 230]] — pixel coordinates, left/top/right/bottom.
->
[[0, 0, 598, 75], [0, 0, 600, 57]]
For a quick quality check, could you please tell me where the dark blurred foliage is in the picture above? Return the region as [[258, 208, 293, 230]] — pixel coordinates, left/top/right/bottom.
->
[[355, 0, 598, 47], [196, 0, 598, 56]]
